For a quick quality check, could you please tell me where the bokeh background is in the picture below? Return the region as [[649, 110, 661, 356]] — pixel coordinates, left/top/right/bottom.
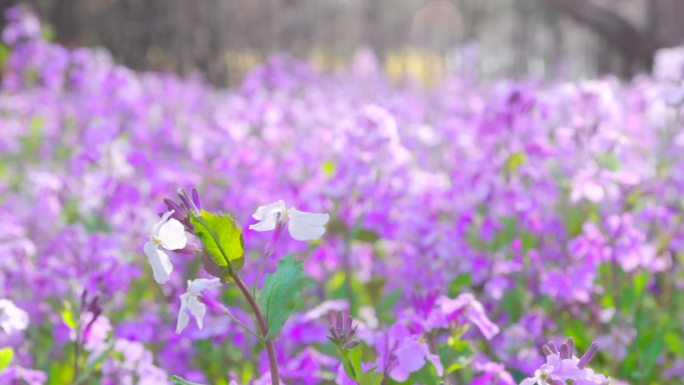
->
[[3, 0, 683, 85], [2, 1, 684, 384]]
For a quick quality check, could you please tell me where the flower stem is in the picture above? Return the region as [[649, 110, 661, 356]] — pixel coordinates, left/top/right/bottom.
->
[[210, 299, 260, 339], [231, 272, 280, 385]]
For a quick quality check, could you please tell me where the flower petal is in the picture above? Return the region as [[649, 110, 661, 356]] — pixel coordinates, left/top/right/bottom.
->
[[426, 353, 444, 376], [289, 209, 330, 226], [144, 242, 174, 284], [187, 295, 207, 330], [151, 211, 175, 236], [249, 216, 278, 232], [287, 210, 329, 241], [465, 300, 500, 340], [176, 293, 190, 334], [187, 278, 222, 294], [251, 200, 285, 221], [157, 218, 187, 250]]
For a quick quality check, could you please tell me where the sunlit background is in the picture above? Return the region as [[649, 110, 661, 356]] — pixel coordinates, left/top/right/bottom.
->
[[4, 0, 683, 85]]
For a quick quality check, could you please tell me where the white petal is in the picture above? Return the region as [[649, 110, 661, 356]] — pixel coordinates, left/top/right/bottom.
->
[[287, 216, 326, 241], [187, 278, 222, 294], [251, 200, 285, 221], [157, 218, 187, 250], [151, 211, 175, 236], [187, 295, 207, 330], [144, 242, 174, 284], [249, 216, 278, 232], [176, 293, 190, 334], [289, 209, 330, 226]]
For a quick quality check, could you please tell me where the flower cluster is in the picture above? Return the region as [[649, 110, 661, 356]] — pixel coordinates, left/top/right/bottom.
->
[[521, 339, 611, 385]]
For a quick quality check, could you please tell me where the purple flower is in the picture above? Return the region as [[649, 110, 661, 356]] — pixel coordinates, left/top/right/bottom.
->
[[374, 323, 443, 382], [520, 339, 611, 385]]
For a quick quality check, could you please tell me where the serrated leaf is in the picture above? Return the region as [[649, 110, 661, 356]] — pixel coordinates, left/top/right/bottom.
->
[[170, 375, 206, 385], [258, 254, 305, 340], [0, 348, 13, 372], [190, 210, 244, 281]]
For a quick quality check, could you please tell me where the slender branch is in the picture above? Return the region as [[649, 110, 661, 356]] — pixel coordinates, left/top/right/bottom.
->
[[191, 213, 279, 384], [209, 298, 260, 339], [231, 272, 280, 385]]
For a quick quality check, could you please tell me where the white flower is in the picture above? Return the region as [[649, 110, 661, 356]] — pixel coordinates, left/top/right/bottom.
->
[[0, 299, 29, 335], [520, 366, 552, 385], [249, 200, 330, 241], [176, 278, 222, 334], [143, 211, 187, 284]]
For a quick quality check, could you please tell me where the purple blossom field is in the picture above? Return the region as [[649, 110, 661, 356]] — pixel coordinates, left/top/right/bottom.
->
[[2, 6, 684, 385]]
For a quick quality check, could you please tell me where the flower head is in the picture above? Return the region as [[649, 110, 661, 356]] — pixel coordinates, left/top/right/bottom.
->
[[249, 200, 330, 241], [176, 278, 223, 334], [327, 311, 360, 349], [375, 323, 444, 382], [143, 211, 187, 284], [520, 339, 611, 385]]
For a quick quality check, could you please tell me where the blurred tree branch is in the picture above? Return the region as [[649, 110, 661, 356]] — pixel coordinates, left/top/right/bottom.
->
[[548, 0, 660, 73]]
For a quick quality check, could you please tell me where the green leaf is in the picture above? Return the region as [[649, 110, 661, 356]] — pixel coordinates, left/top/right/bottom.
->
[[448, 273, 472, 297], [442, 334, 474, 373], [0, 348, 13, 372], [357, 369, 383, 385], [340, 345, 363, 380], [170, 375, 206, 385], [322, 160, 336, 176], [61, 301, 77, 330], [666, 331, 684, 357], [258, 254, 305, 340], [190, 210, 245, 281], [505, 152, 527, 174], [596, 152, 620, 171]]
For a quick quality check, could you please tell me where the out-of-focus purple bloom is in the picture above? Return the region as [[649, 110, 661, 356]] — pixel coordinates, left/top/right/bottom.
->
[[0, 366, 46, 385], [440, 293, 500, 340], [520, 339, 611, 385], [470, 361, 516, 385], [374, 323, 443, 382]]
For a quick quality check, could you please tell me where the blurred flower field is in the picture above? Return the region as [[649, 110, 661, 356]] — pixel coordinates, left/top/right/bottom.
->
[[1, 6, 684, 385]]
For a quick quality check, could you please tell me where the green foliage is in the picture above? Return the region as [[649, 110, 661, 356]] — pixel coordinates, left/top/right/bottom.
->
[[190, 210, 245, 281], [448, 273, 472, 297], [595, 152, 620, 171], [500, 285, 525, 323], [258, 254, 305, 340], [505, 151, 527, 174], [322, 160, 336, 176], [341, 345, 363, 380], [170, 375, 206, 385], [0, 348, 14, 372], [358, 370, 383, 385], [441, 327, 474, 374], [61, 301, 77, 330], [335, 343, 383, 385]]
